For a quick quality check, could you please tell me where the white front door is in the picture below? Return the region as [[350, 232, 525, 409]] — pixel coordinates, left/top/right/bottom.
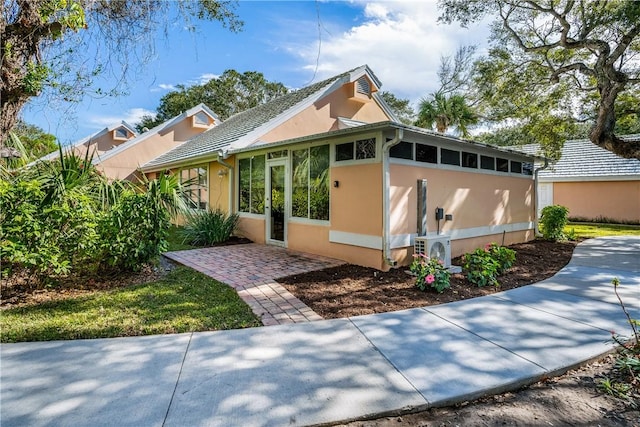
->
[[266, 160, 288, 246], [538, 182, 553, 218]]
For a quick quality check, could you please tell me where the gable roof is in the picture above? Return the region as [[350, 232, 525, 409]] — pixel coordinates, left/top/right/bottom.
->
[[143, 65, 389, 170], [92, 103, 218, 165], [32, 121, 138, 165], [521, 136, 640, 181]]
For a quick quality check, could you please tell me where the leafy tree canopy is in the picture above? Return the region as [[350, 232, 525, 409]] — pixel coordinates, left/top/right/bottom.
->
[[439, 0, 640, 159], [414, 46, 479, 138], [1, 0, 242, 144], [379, 91, 416, 125], [136, 70, 289, 131], [11, 121, 58, 160]]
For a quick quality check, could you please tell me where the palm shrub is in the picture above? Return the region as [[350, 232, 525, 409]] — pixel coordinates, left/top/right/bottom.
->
[[540, 205, 569, 241], [181, 208, 240, 246]]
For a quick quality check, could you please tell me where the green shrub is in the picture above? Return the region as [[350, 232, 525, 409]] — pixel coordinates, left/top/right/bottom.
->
[[463, 243, 516, 287], [540, 204, 569, 241], [0, 178, 99, 278], [410, 254, 451, 293], [98, 190, 169, 271], [181, 208, 239, 246], [1, 151, 173, 279]]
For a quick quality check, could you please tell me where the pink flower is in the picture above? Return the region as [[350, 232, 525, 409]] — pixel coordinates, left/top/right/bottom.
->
[[426, 274, 435, 284]]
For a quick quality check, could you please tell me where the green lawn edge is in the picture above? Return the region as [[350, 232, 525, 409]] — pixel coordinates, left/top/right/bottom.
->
[[1, 266, 261, 343]]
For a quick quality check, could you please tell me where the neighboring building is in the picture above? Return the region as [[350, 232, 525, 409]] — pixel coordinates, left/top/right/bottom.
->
[[32, 104, 219, 182], [92, 104, 219, 181], [141, 65, 539, 270], [522, 137, 640, 223], [34, 121, 138, 164]]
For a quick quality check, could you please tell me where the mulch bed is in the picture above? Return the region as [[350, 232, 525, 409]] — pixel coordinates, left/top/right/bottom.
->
[[278, 239, 580, 319]]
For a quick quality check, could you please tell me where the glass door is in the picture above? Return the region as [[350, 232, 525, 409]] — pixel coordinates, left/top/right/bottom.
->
[[266, 160, 287, 245]]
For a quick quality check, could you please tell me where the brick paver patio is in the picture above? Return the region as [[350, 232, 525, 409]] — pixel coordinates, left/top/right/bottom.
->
[[163, 244, 345, 326]]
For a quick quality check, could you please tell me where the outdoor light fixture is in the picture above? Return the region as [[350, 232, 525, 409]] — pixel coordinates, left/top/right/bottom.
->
[[218, 169, 228, 177]]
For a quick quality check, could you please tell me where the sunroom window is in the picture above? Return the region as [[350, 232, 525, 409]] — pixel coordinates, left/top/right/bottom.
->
[[180, 165, 208, 210], [441, 148, 461, 166], [292, 145, 330, 220], [335, 138, 376, 161], [238, 155, 265, 214]]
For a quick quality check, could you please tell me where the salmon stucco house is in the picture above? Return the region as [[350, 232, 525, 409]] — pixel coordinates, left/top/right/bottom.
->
[[140, 65, 540, 270], [522, 137, 640, 224], [35, 104, 219, 182]]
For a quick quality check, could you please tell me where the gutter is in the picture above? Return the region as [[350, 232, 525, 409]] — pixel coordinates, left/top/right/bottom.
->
[[382, 128, 404, 267], [216, 150, 234, 214], [534, 157, 550, 235]]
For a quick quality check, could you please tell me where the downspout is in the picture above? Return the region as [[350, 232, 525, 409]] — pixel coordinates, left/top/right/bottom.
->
[[533, 157, 550, 235], [217, 150, 234, 214], [382, 128, 404, 267]]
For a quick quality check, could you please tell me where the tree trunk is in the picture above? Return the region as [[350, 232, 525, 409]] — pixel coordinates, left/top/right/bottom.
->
[[589, 81, 640, 160]]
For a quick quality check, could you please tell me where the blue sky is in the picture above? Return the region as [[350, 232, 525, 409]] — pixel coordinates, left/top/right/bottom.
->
[[22, 1, 490, 145]]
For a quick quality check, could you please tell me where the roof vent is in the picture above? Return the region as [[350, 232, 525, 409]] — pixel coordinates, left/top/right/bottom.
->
[[356, 77, 371, 95]]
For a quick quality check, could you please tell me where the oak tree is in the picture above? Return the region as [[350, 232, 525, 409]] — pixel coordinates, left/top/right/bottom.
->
[[440, 0, 640, 159], [1, 0, 242, 144]]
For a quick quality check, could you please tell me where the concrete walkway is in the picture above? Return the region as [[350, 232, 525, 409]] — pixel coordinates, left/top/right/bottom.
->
[[2, 236, 639, 427], [164, 244, 345, 325]]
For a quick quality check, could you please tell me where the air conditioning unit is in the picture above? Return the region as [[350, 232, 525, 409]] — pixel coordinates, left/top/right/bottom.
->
[[414, 235, 452, 267]]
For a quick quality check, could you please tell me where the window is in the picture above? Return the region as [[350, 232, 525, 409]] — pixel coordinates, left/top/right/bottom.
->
[[390, 141, 413, 160], [355, 138, 376, 159], [441, 148, 460, 166], [496, 157, 509, 172], [180, 165, 208, 210], [268, 150, 288, 159], [292, 145, 330, 220], [335, 142, 354, 161], [114, 127, 129, 139], [193, 111, 210, 126], [416, 143, 437, 163], [462, 152, 478, 169], [523, 162, 534, 176], [480, 155, 495, 170], [238, 155, 265, 214], [335, 138, 376, 161], [510, 161, 522, 174]]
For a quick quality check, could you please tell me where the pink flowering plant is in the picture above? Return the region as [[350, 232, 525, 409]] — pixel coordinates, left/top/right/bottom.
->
[[410, 254, 450, 293]]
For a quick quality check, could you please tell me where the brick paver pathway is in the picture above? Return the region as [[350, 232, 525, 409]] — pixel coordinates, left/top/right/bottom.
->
[[163, 244, 345, 326]]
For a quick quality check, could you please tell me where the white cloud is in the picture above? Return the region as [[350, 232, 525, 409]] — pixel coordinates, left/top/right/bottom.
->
[[293, 1, 491, 105], [88, 107, 155, 128], [195, 73, 220, 85]]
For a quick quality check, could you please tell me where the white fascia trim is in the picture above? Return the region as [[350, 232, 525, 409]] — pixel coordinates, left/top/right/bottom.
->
[[230, 80, 345, 151], [329, 230, 383, 250], [538, 175, 640, 182]]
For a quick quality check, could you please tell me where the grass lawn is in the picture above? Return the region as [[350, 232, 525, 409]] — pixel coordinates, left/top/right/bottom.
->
[[1, 267, 261, 343], [565, 222, 640, 238]]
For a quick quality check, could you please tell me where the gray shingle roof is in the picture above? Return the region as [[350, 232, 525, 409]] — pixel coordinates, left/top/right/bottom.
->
[[143, 67, 368, 169], [521, 136, 640, 179]]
